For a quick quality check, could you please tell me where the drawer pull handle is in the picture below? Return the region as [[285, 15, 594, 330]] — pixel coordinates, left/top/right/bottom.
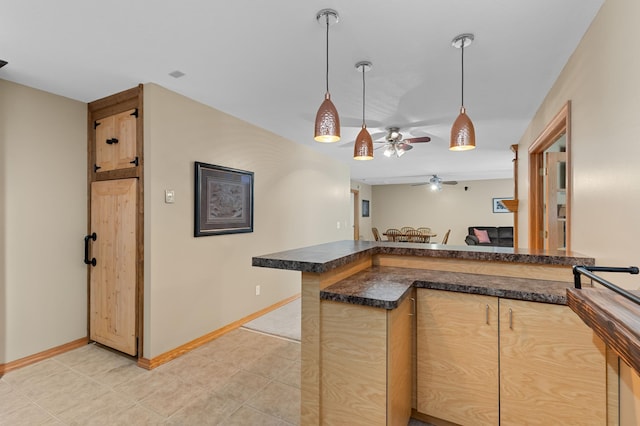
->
[[485, 304, 489, 325], [509, 308, 513, 330]]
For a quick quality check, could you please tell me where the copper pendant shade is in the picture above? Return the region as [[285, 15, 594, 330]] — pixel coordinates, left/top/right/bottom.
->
[[315, 93, 340, 142], [314, 9, 341, 143], [450, 106, 476, 151], [353, 61, 373, 160], [450, 33, 476, 151]]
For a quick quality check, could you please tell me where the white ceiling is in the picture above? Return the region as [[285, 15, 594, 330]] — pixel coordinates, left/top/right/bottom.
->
[[1, 0, 604, 185]]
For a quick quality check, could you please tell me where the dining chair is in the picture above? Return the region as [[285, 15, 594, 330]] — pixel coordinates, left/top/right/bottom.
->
[[406, 229, 426, 243], [398, 227, 413, 242], [385, 228, 401, 242], [417, 227, 432, 243], [372, 227, 381, 241], [441, 229, 451, 244]]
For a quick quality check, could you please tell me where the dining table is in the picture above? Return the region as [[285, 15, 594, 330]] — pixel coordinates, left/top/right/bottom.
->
[[382, 230, 437, 243]]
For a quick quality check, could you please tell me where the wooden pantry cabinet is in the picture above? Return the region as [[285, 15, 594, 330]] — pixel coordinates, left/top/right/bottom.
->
[[87, 85, 143, 358], [416, 289, 606, 425], [320, 294, 413, 426]]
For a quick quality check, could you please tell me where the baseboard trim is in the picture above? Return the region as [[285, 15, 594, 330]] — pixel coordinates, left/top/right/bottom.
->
[[0, 337, 89, 376], [138, 293, 301, 370], [411, 409, 459, 426]]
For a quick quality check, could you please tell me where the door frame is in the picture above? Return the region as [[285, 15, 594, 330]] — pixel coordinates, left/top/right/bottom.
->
[[351, 189, 360, 240], [528, 101, 571, 251]]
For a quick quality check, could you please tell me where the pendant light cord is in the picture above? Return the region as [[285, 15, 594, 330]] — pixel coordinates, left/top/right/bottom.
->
[[361, 66, 366, 127], [461, 41, 465, 107], [325, 15, 330, 94]]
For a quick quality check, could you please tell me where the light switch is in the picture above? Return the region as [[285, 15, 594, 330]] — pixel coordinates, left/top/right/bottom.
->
[[165, 190, 175, 204]]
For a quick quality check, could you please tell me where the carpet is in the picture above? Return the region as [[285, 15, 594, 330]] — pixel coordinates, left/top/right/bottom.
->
[[242, 297, 301, 342]]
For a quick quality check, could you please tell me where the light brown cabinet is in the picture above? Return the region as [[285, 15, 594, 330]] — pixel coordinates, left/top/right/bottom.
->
[[320, 294, 412, 426], [417, 289, 607, 425], [416, 290, 499, 425], [94, 108, 138, 173], [88, 85, 143, 358]]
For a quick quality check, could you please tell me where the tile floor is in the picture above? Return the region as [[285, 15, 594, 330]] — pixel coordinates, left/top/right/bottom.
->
[[1, 328, 431, 425]]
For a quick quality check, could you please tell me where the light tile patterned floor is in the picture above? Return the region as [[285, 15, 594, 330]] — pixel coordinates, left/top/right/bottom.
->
[[1, 328, 432, 425], [0, 329, 300, 425]]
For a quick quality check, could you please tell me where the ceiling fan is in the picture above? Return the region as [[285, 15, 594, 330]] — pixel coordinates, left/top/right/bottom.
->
[[376, 127, 431, 158], [413, 175, 459, 191]]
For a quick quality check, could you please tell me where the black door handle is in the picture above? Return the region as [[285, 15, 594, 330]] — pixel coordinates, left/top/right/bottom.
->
[[84, 233, 97, 266]]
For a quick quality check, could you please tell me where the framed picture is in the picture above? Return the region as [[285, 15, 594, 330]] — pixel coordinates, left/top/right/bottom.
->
[[362, 199, 370, 217], [194, 161, 254, 237], [493, 197, 513, 213]]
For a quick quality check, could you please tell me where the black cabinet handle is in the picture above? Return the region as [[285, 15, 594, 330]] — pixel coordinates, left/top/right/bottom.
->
[[106, 138, 119, 145], [84, 233, 97, 266]]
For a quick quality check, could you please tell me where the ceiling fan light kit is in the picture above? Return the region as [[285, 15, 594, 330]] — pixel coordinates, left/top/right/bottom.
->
[[353, 61, 374, 161], [450, 33, 476, 151], [314, 9, 341, 143]]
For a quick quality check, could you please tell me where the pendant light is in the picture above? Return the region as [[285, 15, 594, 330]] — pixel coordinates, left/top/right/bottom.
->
[[450, 33, 476, 151], [353, 61, 373, 160], [314, 9, 340, 143]]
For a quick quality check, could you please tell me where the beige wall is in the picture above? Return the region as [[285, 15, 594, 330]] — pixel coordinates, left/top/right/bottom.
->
[[518, 0, 640, 285], [143, 84, 351, 358], [372, 179, 514, 245], [0, 80, 87, 363], [516, 0, 640, 419]]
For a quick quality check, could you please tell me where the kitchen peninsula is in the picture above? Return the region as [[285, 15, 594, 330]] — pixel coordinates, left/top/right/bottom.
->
[[253, 240, 608, 425]]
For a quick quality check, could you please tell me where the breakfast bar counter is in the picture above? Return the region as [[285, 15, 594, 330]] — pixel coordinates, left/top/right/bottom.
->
[[252, 240, 600, 425]]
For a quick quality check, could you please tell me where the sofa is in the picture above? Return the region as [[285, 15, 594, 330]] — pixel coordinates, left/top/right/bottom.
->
[[465, 226, 514, 247]]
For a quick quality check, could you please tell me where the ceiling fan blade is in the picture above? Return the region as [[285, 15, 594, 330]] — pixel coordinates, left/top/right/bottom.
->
[[370, 131, 387, 141], [442, 180, 458, 185], [404, 136, 431, 144], [397, 143, 413, 151]]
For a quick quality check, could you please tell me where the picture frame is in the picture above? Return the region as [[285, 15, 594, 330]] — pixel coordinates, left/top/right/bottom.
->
[[492, 197, 513, 213], [362, 199, 370, 217], [194, 161, 254, 237]]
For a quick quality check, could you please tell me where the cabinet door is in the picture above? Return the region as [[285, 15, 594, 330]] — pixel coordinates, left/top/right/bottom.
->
[[416, 289, 499, 425], [95, 109, 137, 172], [321, 301, 388, 424], [89, 178, 138, 355], [499, 299, 606, 425]]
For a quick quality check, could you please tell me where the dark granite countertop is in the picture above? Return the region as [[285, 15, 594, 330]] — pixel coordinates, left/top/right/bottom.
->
[[252, 240, 595, 273], [320, 267, 416, 309], [320, 266, 576, 309]]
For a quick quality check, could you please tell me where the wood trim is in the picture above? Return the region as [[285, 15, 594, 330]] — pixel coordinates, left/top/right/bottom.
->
[[135, 85, 145, 360], [138, 293, 300, 370], [510, 144, 519, 246], [528, 101, 571, 251], [0, 338, 88, 376], [88, 85, 141, 117], [373, 254, 575, 282]]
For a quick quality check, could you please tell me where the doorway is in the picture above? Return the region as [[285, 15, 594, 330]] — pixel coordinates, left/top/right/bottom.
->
[[351, 189, 359, 240], [528, 102, 570, 251]]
